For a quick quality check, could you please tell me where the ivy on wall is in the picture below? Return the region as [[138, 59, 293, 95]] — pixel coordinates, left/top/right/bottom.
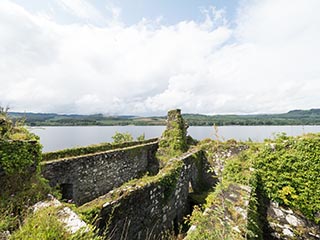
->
[[0, 109, 42, 175], [0, 140, 41, 175], [254, 133, 320, 223], [0, 108, 51, 234], [157, 109, 189, 163]]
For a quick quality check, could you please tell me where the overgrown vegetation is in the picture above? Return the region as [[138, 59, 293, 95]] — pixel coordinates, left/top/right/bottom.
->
[[187, 184, 252, 240], [0, 108, 105, 239], [3, 106, 320, 239], [0, 108, 51, 234], [187, 132, 320, 239], [254, 133, 320, 223], [157, 109, 189, 163], [10, 205, 101, 240], [10, 206, 69, 240], [76, 156, 189, 240], [186, 139, 260, 239], [42, 138, 157, 161], [0, 107, 38, 141], [111, 131, 133, 143], [136, 133, 145, 141], [0, 174, 51, 234], [78, 159, 184, 224], [78, 110, 193, 239], [0, 107, 41, 176]]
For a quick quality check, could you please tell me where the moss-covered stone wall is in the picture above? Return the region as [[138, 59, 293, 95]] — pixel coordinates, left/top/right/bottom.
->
[[157, 109, 189, 163], [0, 110, 42, 177], [41, 141, 159, 205], [77, 149, 215, 239], [42, 138, 158, 161], [0, 111, 51, 235]]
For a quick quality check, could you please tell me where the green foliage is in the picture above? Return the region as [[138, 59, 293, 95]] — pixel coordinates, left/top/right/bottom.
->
[[70, 226, 102, 240], [112, 131, 133, 144], [254, 133, 320, 223], [185, 205, 216, 240], [158, 161, 183, 201], [246, 172, 264, 240], [0, 174, 51, 233], [190, 133, 320, 238], [10, 206, 101, 240], [10, 206, 69, 240], [0, 106, 10, 138], [77, 205, 101, 225], [42, 138, 158, 161], [1, 108, 38, 141], [0, 140, 41, 175], [136, 133, 145, 141], [187, 139, 264, 240], [0, 107, 41, 175], [0, 109, 54, 234], [278, 186, 298, 205], [223, 150, 254, 185], [187, 183, 247, 240], [187, 178, 262, 239]]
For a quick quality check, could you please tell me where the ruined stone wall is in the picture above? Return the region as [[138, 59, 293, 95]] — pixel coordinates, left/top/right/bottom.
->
[[267, 201, 320, 239], [86, 150, 215, 240], [41, 141, 159, 205]]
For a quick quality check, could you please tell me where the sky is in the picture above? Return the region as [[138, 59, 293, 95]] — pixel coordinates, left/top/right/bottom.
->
[[0, 0, 319, 116]]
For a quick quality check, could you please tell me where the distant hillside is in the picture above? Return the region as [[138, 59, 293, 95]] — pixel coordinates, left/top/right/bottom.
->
[[8, 112, 166, 126], [183, 108, 320, 126], [8, 108, 320, 126], [286, 108, 320, 116]]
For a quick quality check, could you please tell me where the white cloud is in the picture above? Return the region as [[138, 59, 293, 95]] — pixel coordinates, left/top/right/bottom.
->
[[0, 0, 320, 115], [105, 3, 122, 25], [55, 0, 105, 23]]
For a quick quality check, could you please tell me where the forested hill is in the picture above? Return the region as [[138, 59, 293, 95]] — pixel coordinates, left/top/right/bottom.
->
[[184, 108, 320, 126], [8, 108, 320, 126], [8, 112, 166, 126]]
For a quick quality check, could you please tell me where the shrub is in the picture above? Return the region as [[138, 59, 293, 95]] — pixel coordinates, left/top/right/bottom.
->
[[254, 133, 320, 223], [111, 131, 133, 144], [136, 133, 145, 141]]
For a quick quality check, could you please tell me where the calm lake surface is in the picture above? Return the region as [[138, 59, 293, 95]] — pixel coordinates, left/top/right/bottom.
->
[[29, 125, 320, 152]]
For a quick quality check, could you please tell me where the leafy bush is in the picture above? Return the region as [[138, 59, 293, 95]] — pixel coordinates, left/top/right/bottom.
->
[[0, 107, 38, 141], [254, 133, 320, 223], [136, 133, 145, 141], [0, 140, 41, 175], [111, 131, 133, 144], [223, 151, 253, 185]]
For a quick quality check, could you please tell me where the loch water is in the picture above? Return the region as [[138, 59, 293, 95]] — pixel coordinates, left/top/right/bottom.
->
[[30, 125, 320, 152]]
